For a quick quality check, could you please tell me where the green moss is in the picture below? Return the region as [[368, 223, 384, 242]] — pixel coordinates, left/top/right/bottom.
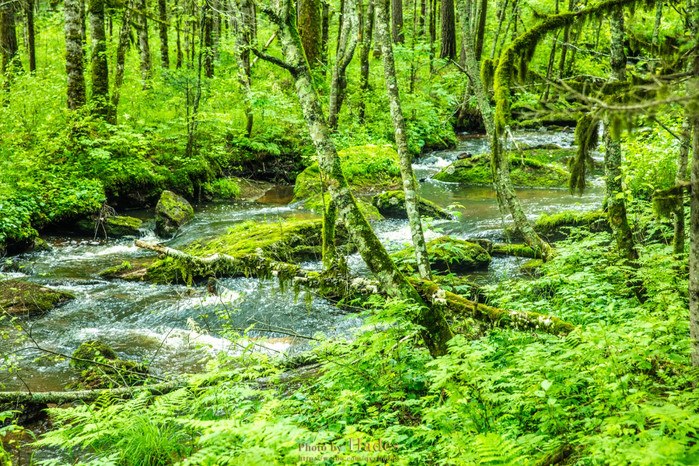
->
[[98, 261, 133, 278], [105, 216, 143, 236], [433, 151, 570, 188], [70, 340, 149, 389], [203, 178, 241, 200], [520, 259, 544, 275], [653, 185, 684, 218], [535, 211, 607, 235], [372, 190, 451, 220], [0, 279, 75, 316], [303, 193, 383, 221], [155, 190, 194, 237], [71, 340, 118, 369], [293, 144, 402, 202], [491, 243, 542, 259], [393, 236, 491, 274]]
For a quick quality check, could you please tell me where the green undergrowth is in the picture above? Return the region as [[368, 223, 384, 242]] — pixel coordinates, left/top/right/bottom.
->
[[35, 225, 699, 465]]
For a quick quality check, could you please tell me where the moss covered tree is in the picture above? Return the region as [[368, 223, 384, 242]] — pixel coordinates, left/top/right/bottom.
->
[[88, 0, 110, 117], [65, 0, 86, 109], [298, 0, 322, 68]]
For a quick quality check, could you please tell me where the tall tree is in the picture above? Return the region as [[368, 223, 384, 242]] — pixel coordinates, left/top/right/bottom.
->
[[0, 0, 20, 79], [328, 0, 358, 130], [357, 0, 374, 121], [26, 0, 36, 72], [687, 0, 699, 367], [64, 0, 86, 109], [138, 0, 153, 87], [441, 0, 457, 59], [391, 0, 404, 43], [111, 0, 134, 122], [376, 0, 433, 279], [603, 10, 636, 261], [473, 0, 486, 60], [674, 118, 691, 255], [298, 0, 322, 68], [158, 0, 170, 68], [88, 0, 110, 117], [256, 0, 453, 357], [231, 0, 256, 136], [203, 0, 214, 77]]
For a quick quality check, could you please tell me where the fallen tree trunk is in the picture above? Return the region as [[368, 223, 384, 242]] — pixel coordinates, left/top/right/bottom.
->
[[135, 241, 577, 336]]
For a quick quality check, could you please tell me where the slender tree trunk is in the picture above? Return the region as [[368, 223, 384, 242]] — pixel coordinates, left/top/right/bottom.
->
[[232, 0, 255, 136], [0, 0, 20, 79], [674, 118, 691, 255], [686, 0, 699, 367], [138, 0, 153, 87], [604, 10, 636, 261], [391, 0, 404, 43], [79, 0, 86, 41], [321, 1, 329, 68], [264, 0, 452, 357], [64, 0, 86, 109], [110, 0, 134, 123], [376, 0, 432, 279], [298, 0, 322, 68], [159, 0, 170, 68], [457, 0, 552, 261], [428, 0, 435, 70], [176, 0, 183, 68], [26, 0, 36, 72], [203, 0, 214, 77], [358, 0, 374, 121], [88, 0, 110, 118], [418, 0, 425, 33], [473, 0, 486, 60], [440, 0, 457, 59], [328, 0, 358, 130], [490, 0, 507, 59]]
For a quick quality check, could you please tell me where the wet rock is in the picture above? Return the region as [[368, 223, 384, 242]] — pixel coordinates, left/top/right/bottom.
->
[[70, 340, 149, 389], [0, 279, 75, 317], [75, 215, 143, 238], [372, 191, 451, 220], [457, 152, 473, 160], [464, 238, 493, 253], [392, 236, 491, 274], [155, 191, 194, 237]]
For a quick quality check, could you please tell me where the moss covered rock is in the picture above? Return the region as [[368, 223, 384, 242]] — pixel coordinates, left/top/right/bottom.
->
[[293, 145, 402, 203], [372, 191, 451, 220], [432, 150, 570, 188], [155, 191, 194, 237], [70, 340, 149, 389], [98, 261, 133, 279], [393, 236, 491, 274], [76, 215, 143, 238], [0, 279, 75, 316]]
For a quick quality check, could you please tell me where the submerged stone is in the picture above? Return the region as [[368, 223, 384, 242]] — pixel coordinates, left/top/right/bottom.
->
[[0, 279, 75, 317], [392, 236, 491, 274], [432, 150, 571, 188], [372, 191, 451, 220], [155, 190, 194, 237]]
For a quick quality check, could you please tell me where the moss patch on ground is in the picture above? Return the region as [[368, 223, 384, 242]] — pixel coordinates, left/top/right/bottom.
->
[[0, 279, 75, 316], [393, 236, 491, 274], [432, 150, 572, 188], [372, 191, 451, 220]]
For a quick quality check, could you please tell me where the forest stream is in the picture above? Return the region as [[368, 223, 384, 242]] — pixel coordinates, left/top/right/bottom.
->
[[0, 130, 603, 392]]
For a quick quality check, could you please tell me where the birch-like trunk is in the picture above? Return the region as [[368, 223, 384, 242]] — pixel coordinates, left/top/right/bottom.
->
[[375, 0, 432, 280], [110, 0, 134, 123], [328, 0, 358, 130], [138, 0, 153, 87], [158, 0, 170, 68], [457, 0, 552, 261], [261, 0, 453, 357], [88, 0, 110, 117], [64, 0, 86, 110]]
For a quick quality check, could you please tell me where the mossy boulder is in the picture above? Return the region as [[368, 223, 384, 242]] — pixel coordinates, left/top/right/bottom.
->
[[98, 261, 133, 279], [293, 145, 402, 203], [432, 151, 570, 188], [393, 236, 491, 274], [372, 191, 451, 220], [504, 211, 608, 242], [77, 216, 143, 237], [0, 279, 75, 317], [70, 340, 149, 389], [155, 190, 194, 237]]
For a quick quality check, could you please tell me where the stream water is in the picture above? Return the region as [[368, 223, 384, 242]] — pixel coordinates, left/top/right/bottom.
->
[[0, 130, 603, 392]]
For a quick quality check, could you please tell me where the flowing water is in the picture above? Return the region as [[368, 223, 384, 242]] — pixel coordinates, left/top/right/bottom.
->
[[0, 130, 603, 392]]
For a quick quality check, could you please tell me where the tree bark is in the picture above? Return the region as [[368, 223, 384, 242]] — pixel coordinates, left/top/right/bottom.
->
[[298, 0, 322, 68], [328, 0, 358, 130], [391, 0, 404, 43], [604, 10, 636, 261], [158, 0, 170, 68], [674, 118, 691, 255], [358, 0, 374, 121], [688, 0, 699, 367], [88, 0, 110, 118], [232, 0, 256, 136], [375, 0, 432, 279], [137, 0, 153, 87], [489, 0, 507, 59], [110, 0, 134, 123], [259, 0, 453, 357], [0, 0, 20, 79], [64, 0, 86, 110], [457, 0, 553, 261], [203, 0, 215, 77], [440, 0, 457, 59], [473, 0, 486, 60], [557, 0, 574, 78], [26, 0, 36, 72]]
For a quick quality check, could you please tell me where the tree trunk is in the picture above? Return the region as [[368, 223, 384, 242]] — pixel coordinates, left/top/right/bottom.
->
[[88, 0, 110, 118], [138, 0, 153, 87], [232, 0, 256, 136], [328, 0, 358, 130], [64, 0, 86, 110], [0, 0, 20, 79], [604, 10, 636, 261], [391, 0, 404, 43], [203, 0, 215, 77], [375, 0, 432, 279], [110, 0, 134, 123], [557, 0, 574, 78], [687, 0, 699, 367], [321, 0, 329, 68], [176, 0, 183, 68], [440, 0, 457, 59], [457, 0, 553, 261], [489, 0, 507, 59], [158, 0, 169, 68], [473, 0, 486, 60], [298, 0, 322, 68], [262, 0, 453, 357], [357, 0, 374, 121], [674, 118, 691, 255], [26, 0, 36, 72]]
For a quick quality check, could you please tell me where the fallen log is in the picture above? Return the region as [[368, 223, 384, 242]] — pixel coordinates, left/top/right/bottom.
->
[[135, 241, 577, 336]]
